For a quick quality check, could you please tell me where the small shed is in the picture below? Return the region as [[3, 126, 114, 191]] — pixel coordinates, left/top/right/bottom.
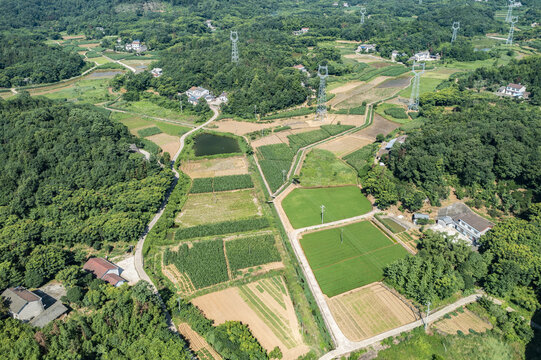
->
[[413, 213, 430, 225]]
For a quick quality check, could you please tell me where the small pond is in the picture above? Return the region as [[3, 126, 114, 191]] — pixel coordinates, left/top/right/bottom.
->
[[193, 133, 241, 156]]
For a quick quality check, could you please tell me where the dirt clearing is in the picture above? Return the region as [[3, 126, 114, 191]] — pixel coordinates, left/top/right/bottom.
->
[[356, 114, 400, 139], [327, 282, 418, 341], [192, 277, 309, 360], [433, 309, 492, 335], [146, 133, 179, 155], [178, 323, 222, 360], [181, 156, 249, 178]]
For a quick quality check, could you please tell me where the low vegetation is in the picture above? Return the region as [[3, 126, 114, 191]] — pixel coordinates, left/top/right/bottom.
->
[[226, 234, 280, 272], [175, 218, 271, 240], [190, 174, 254, 194], [299, 149, 357, 187]]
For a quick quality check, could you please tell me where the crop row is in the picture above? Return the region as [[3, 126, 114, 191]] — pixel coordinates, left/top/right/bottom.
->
[[164, 239, 228, 289], [138, 126, 163, 137], [257, 143, 295, 161], [175, 217, 271, 240], [226, 234, 281, 272], [190, 174, 254, 193], [259, 159, 292, 192]]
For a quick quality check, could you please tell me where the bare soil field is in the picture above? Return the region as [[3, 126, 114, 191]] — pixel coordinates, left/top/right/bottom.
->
[[356, 114, 400, 138], [251, 134, 285, 148], [343, 54, 390, 63], [178, 323, 222, 360], [62, 35, 85, 40], [327, 282, 418, 341], [329, 81, 364, 94], [316, 134, 373, 157], [181, 156, 249, 178], [146, 133, 180, 155], [329, 77, 389, 108], [175, 190, 261, 226], [433, 309, 492, 335], [377, 77, 412, 88], [213, 120, 277, 135], [192, 277, 309, 360]]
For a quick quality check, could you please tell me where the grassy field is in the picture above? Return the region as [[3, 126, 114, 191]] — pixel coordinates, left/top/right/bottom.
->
[[299, 149, 358, 187], [175, 190, 260, 227], [32, 78, 114, 104], [282, 186, 371, 229], [378, 217, 406, 233], [111, 112, 190, 136], [300, 221, 408, 297], [113, 100, 199, 123], [375, 103, 411, 124]]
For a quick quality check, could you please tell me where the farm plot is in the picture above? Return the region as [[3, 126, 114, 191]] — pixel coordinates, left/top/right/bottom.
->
[[146, 133, 180, 156], [282, 186, 371, 229], [192, 277, 309, 359], [257, 144, 296, 192], [162, 264, 196, 294], [316, 134, 373, 157], [225, 234, 281, 272], [327, 283, 417, 341], [432, 309, 492, 335], [175, 190, 260, 227], [343, 143, 378, 177], [378, 217, 407, 233], [300, 221, 409, 296], [178, 323, 222, 360], [164, 239, 229, 289], [190, 174, 254, 193], [299, 149, 357, 187], [181, 156, 250, 178], [356, 113, 400, 139]]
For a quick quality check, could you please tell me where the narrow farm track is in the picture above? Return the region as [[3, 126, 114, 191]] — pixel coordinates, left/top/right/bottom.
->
[[134, 106, 219, 332]]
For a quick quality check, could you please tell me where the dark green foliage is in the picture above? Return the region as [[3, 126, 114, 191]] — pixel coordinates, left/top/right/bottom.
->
[[164, 239, 228, 289], [384, 107, 408, 119], [478, 297, 534, 344], [190, 175, 254, 194], [262, 108, 314, 121], [344, 144, 377, 177], [0, 34, 85, 87], [226, 234, 281, 272], [139, 138, 161, 155], [137, 126, 163, 137], [0, 95, 171, 288], [287, 130, 330, 151], [175, 217, 270, 240]]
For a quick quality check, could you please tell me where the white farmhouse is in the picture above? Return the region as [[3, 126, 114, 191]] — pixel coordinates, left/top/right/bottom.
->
[[186, 86, 210, 105], [410, 51, 440, 62], [503, 83, 527, 98]]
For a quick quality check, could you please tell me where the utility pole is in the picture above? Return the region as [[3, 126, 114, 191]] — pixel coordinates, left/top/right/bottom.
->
[[282, 169, 287, 183], [360, 7, 366, 25], [254, 105, 258, 120], [320, 205, 326, 224], [230, 30, 239, 64], [424, 301, 431, 331], [340, 228, 344, 244], [506, 16, 518, 45], [408, 61, 425, 111], [179, 97, 183, 113], [315, 65, 328, 122], [451, 21, 460, 43], [506, 0, 515, 22]]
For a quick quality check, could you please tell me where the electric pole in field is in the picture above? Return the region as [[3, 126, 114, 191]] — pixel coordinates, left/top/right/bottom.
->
[[424, 301, 431, 331], [340, 228, 344, 244], [230, 30, 239, 64], [408, 61, 425, 111], [507, 16, 518, 45], [360, 7, 366, 25], [282, 169, 287, 183], [320, 205, 326, 224], [451, 21, 460, 43], [506, 0, 515, 22], [315, 65, 328, 122]]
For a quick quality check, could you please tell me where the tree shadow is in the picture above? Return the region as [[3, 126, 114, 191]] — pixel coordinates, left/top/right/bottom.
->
[[525, 309, 541, 360]]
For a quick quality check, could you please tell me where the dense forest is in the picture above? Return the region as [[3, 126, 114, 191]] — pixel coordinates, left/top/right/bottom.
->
[[0, 34, 86, 87], [0, 95, 172, 289]]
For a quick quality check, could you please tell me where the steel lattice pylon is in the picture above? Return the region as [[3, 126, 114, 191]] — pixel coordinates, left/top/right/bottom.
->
[[506, 0, 515, 22], [506, 16, 518, 45], [360, 7, 366, 25], [408, 61, 425, 111], [451, 21, 460, 43], [315, 65, 329, 122], [230, 31, 239, 63]]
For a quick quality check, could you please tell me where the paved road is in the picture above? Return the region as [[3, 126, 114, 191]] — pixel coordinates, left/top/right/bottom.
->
[[133, 106, 219, 331], [99, 51, 137, 73]]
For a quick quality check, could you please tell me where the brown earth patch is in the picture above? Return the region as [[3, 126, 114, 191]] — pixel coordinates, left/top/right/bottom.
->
[[330, 81, 364, 95], [327, 282, 417, 342], [178, 323, 222, 360], [213, 120, 277, 135], [377, 77, 412, 89], [316, 134, 373, 157], [62, 35, 85, 40], [146, 133, 179, 155], [343, 54, 390, 63], [433, 309, 492, 335], [181, 156, 249, 178], [356, 114, 400, 139], [192, 277, 309, 360], [251, 134, 284, 148]]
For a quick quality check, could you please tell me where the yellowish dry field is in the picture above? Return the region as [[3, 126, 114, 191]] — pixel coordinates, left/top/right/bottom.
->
[[433, 309, 492, 335], [163, 264, 195, 294], [146, 133, 179, 155], [178, 323, 222, 360], [316, 133, 373, 156], [181, 156, 250, 178], [175, 190, 261, 226], [327, 282, 418, 341], [192, 277, 309, 360]]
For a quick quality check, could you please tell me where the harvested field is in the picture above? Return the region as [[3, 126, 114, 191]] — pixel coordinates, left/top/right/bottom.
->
[[329, 81, 364, 94], [377, 77, 412, 88], [433, 309, 492, 335], [192, 277, 309, 360], [328, 282, 418, 341], [163, 264, 195, 294], [213, 120, 277, 135], [251, 134, 284, 147], [178, 323, 222, 360], [356, 114, 400, 139], [316, 134, 373, 157], [329, 77, 389, 108], [343, 54, 389, 63], [146, 133, 179, 155], [175, 190, 260, 226], [181, 156, 249, 178]]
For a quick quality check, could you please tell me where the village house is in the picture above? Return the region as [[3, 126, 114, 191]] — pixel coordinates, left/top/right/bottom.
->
[[377, 135, 407, 159], [499, 83, 528, 98], [151, 68, 163, 77], [83, 258, 126, 287], [185, 86, 211, 105], [293, 64, 310, 76], [437, 203, 493, 244], [218, 92, 228, 103], [356, 44, 376, 53], [126, 40, 148, 53], [413, 213, 430, 225], [1, 287, 68, 327], [410, 50, 440, 62], [293, 27, 310, 36]]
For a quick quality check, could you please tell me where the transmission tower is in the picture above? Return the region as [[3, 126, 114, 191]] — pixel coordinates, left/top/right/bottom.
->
[[505, 0, 515, 22], [360, 7, 366, 25], [315, 65, 329, 122], [230, 30, 239, 63], [408, 61, 425, 111], [451, 21, 460, 43], [506, 16, 518, 45]]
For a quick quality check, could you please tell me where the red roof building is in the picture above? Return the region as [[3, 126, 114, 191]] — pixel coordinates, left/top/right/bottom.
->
[[83, 258, 126, 287]]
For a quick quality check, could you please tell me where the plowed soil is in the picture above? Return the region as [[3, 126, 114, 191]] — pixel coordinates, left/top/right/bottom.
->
[[181, 156, 249, 178], [327, 282, 417, 341], [178, 323, 222, 360], [433, 309, 492, 335], [316, 134, 373, 157], [146, 133, 180, 155]]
